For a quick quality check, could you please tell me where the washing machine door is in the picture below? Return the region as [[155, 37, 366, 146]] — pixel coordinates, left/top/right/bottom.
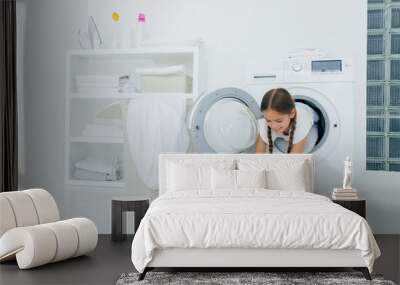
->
[[286, 86, 341, 157], [189, 87, 262, 153]]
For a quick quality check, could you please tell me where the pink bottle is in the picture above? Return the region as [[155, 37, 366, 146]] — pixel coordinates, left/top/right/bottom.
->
[[137, 13, 146, 48]]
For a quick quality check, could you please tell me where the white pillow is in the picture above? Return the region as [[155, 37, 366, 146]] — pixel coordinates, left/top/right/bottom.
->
[[236, 169, 267, 189], [167, 163, 209, 191], [211, 168, 268, 190], [237, 158, 310, 191], [211, 168, 236, 190], [166, 159, 235, 191]]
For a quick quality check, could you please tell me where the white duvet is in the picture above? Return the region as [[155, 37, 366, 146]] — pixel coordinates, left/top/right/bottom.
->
[[131, 190, 380, 273]]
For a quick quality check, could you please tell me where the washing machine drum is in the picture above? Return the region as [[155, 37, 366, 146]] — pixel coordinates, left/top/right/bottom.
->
[[190, 87, 262, 153]]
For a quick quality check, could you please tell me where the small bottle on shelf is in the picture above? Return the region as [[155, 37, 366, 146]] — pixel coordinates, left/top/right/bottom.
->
[[136, 13, 146, 48], [111, 11, 121, 48]]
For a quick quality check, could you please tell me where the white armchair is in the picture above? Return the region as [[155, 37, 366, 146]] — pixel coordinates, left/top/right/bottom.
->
[[0, 188, 98, 269]]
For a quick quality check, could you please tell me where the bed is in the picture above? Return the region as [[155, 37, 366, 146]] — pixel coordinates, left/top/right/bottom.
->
[[131, 153, 380, 281]]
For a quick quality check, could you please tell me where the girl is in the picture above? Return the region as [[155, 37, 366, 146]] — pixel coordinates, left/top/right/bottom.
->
[[256, 88, 319, 154]]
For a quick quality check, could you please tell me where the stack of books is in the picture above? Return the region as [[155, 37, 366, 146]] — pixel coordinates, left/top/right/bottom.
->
[[332, 188, 359, 200]]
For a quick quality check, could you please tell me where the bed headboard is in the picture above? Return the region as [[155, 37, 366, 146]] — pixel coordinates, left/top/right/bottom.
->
[[158, 153, 314, 195]]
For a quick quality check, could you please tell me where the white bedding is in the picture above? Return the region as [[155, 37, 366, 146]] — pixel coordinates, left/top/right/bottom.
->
[[131, 190, 380, 273]]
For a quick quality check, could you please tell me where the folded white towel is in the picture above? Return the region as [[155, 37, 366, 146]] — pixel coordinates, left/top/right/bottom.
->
[[73, 168, 119, 181], [75, 75, 135, 94], [75, 159, 117, 175], [93, 118, 123, 126], [77, 82, 135, 94], [135, 65, 186, 75], [77, 87, 120, 94], [120, 81, 136, 93], [76, 75, 131, 89], [82, 124, 123, 138], [76, 75, 124, 84], [76, 82, 120, 88]]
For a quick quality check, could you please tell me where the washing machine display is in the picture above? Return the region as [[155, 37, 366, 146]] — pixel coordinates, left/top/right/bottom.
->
[[311, 60, 342, 73], [189, 87, 262, 153]]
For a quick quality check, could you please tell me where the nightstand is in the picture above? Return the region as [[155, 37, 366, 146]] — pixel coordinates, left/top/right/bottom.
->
[[111, 196, 150, 242], [332, 198, 366, 218]]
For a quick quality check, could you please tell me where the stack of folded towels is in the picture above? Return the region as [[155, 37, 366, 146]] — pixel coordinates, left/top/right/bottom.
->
[[82, 122, 123, 138], [135, 65, 186, 76], [82, 102, 126, 139], [332, 188, 359, 200], [135, 65, 192, 93], [75, 75, 135, 93], [73, 156, 122, 181]]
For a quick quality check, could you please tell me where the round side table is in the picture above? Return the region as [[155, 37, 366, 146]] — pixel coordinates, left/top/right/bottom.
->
[[111, 196, 150, 242]]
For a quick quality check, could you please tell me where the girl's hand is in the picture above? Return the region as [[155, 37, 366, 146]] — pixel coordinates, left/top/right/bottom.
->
[[289, 138, 306, 153], [255, 135, 267, 153]]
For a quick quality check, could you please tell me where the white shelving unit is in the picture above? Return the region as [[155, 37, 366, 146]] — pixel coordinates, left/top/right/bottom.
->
[[65, 46, 200, 190]]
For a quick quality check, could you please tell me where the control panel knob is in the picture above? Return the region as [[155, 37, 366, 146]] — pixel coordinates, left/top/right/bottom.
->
[[291, 62, 303, 72]]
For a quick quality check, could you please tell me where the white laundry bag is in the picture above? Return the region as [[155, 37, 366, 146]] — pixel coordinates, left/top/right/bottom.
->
[[126, 94, 189, 189]]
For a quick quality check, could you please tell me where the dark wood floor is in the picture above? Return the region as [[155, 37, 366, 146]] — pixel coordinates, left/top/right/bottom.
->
[[0, 235, 399, 285], [0, 235, 134, 285]]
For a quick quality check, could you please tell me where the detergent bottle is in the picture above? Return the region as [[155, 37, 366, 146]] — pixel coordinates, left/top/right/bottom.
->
[[136, 13, 146, 48], [111, 11, 121, 48]]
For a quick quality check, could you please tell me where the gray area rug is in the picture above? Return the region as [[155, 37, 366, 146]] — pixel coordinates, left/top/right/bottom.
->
[[116, 271, 396, 285]]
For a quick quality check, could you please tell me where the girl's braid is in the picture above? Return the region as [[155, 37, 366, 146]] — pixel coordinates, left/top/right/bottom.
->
[[267, 126, 273, 153], [287, 115, 297, 153]]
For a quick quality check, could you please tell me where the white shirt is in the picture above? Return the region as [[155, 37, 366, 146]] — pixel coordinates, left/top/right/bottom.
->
[[258, 102, 319, 145]]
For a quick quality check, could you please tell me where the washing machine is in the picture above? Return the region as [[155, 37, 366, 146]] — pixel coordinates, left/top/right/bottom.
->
[[189, 53, 354, 196], [188, 87, 262, 153]]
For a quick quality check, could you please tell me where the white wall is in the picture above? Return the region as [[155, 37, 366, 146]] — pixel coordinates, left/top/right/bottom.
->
[[20, 0, 400, 233]]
